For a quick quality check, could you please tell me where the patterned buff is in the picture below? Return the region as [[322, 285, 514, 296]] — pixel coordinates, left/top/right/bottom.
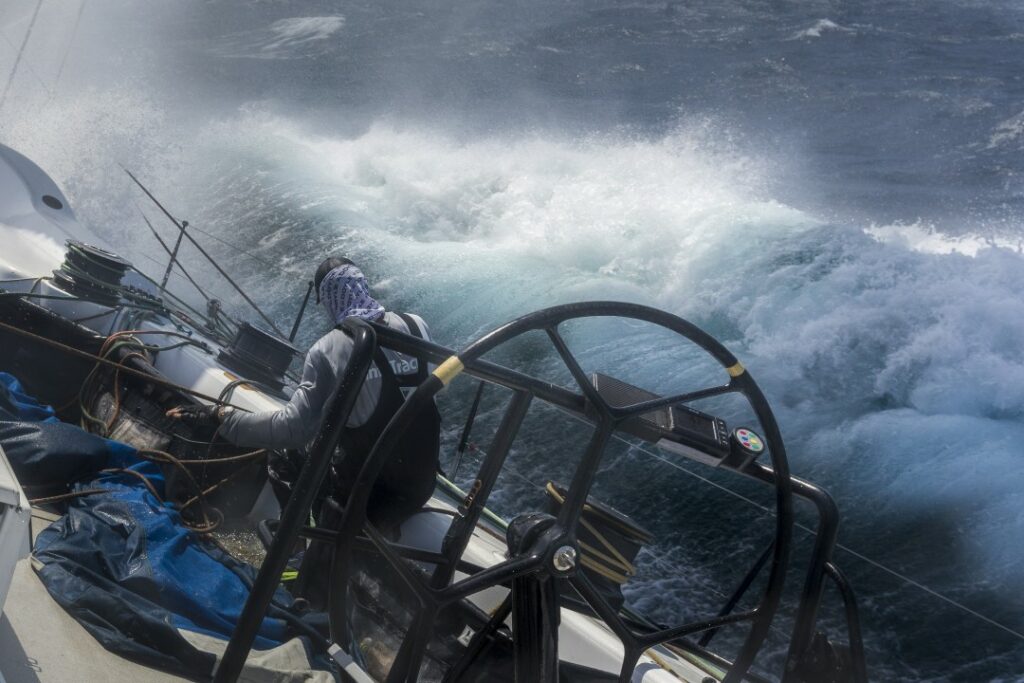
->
[[318, 264, 386, 324]]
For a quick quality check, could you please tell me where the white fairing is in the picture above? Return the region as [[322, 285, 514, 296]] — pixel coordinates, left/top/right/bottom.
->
[[0, 144, 108, 279], [0, 143, 289, 417]]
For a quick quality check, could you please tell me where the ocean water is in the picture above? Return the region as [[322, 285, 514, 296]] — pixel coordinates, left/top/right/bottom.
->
[[3, 0, 1024, 680]]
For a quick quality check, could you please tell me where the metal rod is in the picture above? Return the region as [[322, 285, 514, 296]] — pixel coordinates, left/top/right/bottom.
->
[[432, 390, 532, 590], [141, 211, 209, 302], [699, 541, 775, 647], [213, 319, 375, 683], [640, 609, 759, 648], [442, 595, 513, 683], [440, 554, 541, 605], [745, 464, 839, 681], [569, 570, 638, 652], [545, 326, 609, 418], [511, 554, 560, 683], [288, 280, 314, 343], [824, 562, 868, 683], [663, 640, 773, 683], [389, 614, 435, 683], [554, 421, 614, 533], [123, 167, 288, 339], [129, 261, 240, 335], [184, 222, 282, 270], [298, 526, 485, 575], [371, 323, 586, 417], [159, 219, 187, 293], [453, 380, 486, 479]]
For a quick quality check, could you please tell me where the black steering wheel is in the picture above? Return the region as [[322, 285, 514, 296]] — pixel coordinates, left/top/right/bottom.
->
[[328, 301, 794, 683]]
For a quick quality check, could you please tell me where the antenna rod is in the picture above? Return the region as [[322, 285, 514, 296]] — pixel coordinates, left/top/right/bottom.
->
[[139, 208, 241, 332], [288, 280, 314, 343], [123, 166, 288, 339], [159, 218, 187, 293], [140, 210, 209, 302]]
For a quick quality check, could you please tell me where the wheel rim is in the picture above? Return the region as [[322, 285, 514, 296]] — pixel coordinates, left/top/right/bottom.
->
[[329, 302, 794, 683]]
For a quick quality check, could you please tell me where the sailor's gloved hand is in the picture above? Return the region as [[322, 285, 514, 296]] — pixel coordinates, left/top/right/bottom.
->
[[166, 404, 223, 428]]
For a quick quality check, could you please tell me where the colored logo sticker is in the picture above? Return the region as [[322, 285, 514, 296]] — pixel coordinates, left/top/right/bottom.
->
[[736, 428, 764, 452]]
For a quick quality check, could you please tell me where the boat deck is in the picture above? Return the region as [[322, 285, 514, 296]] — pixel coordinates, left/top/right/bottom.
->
[[1, 503, 718, 683], [0, 509, 187, 683]]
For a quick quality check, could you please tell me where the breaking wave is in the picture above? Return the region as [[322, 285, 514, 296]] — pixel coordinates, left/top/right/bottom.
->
[[8, 83, 1024, 680], [17, 101, 1024, 581], [145, 110, 1024, 597], [212, 16, 345, 59]]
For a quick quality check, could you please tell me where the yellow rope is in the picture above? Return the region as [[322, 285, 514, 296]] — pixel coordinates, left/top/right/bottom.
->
[[544, 482, 636, 584], [644, 648, 684, 679], [578, 554, 631, 585]]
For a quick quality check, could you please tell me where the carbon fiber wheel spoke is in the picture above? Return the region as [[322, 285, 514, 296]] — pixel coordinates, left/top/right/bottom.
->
[[545, 326, 609, 415]]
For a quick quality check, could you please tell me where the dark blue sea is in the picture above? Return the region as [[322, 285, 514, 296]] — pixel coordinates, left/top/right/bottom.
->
[[3, 1, 1024, 680]]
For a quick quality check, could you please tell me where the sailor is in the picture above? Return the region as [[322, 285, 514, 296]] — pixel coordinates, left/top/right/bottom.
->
[[167, 256, 441, 531]]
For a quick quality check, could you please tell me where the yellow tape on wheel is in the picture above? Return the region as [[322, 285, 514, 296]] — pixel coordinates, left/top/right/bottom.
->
[[433, 356, 465, 386], [726, 362, 745, 377]]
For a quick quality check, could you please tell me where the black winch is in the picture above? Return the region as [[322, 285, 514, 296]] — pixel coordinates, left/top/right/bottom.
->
[[217, 322, 298, 392], [52, 240, 132, 306]]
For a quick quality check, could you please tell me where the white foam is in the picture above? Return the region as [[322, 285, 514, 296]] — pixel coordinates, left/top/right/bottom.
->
[[865, 222, 1024, 256], [214, 16, 345, 59], [12, 94, 1024, 598], [988, 109, 1024, 149], [789, 19, 855, 40], [208, 116, 1024, 586], [264, 16, 345, 52]]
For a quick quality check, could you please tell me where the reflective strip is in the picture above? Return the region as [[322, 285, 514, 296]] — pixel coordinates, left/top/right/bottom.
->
[[726, 362, 745, 377], [433, 356, 465, 386], [328, 644, 376, 683]]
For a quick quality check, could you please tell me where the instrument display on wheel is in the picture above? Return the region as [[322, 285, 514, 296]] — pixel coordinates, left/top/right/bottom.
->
[[590, 373, 763, 470]]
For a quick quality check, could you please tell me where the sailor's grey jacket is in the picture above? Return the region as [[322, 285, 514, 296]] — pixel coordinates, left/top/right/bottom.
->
[[219, 311, 430, 449]]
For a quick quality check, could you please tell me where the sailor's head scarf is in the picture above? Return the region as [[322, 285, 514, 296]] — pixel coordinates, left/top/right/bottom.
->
[[318, 264, 385, 324]]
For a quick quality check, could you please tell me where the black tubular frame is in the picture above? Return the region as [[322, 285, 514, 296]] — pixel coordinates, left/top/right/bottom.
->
[[323, 302, 799, 683], [695, 466, 869, 683], [213, 318, 377, 683], [365, 305, 867, 682], [212, 301, 866, 682], [825, 562, 868, 683]]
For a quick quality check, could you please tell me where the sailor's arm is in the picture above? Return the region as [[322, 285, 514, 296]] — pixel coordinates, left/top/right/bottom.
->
[[218, 337, 347, 449]]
